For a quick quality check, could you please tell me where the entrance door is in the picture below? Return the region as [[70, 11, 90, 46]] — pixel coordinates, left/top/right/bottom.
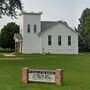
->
[[15, 42, 20, 53]]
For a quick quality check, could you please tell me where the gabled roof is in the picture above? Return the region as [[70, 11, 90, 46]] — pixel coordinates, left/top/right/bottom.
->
[[41, 21, 56, 31], [39, 21, 78, 35], [14, 33, 23, 42]]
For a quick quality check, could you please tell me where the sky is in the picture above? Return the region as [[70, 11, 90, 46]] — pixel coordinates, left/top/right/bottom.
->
[[0, 0, 90, 29]]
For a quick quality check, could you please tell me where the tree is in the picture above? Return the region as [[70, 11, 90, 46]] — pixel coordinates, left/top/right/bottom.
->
[[0, 22, 19, 51], [77, 8, 90, 51], [0, 0, 22, 18]]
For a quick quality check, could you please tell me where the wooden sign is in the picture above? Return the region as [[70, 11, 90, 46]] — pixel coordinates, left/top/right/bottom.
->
[[28, 69, 55, 83], [22, 67, 63, 86]]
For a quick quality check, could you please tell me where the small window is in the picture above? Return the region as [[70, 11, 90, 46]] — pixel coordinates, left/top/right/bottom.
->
[[27, 24, 30, 33], [34, 25, 37, 33], [58, 35, 61, 45], [68, 36, 71, 46], [48, 35, 52, 45]]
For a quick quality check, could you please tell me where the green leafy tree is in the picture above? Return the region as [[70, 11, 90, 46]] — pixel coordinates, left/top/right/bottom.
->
[[0, 22, 19, 51], [0, 0, 22, 17], [77, 8, 90, 51]]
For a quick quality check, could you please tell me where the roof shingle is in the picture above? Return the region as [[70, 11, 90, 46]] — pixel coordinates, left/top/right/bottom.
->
[[14, 33, 23, 41]]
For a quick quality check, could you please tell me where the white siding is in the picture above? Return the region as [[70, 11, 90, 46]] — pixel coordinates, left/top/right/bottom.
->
[[18, 15, 23, 34], [40, 23, 78, 54], [19, 13, 78, 54], [21, 14, 41, 53]]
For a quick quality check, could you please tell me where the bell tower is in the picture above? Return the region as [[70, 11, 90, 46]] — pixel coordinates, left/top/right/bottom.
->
[[19, 11, 42, 53]]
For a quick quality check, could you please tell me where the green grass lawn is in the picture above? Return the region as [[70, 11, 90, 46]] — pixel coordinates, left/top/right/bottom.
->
[[0, 54, 90, 90]]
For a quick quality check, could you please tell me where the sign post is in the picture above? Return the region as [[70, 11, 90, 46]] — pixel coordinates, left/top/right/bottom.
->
[[22, 67, 63, 86]]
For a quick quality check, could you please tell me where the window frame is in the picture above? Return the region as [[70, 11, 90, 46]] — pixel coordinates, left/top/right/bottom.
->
[[34, 25, 37, 33], [58, 35, 61, 45], [48, 35, 52, 45], [68, 36, 71, 46], [27, 24, 30, 33]]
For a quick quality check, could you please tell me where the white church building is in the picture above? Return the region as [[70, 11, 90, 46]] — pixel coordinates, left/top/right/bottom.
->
[[14, 12, 78, 54]]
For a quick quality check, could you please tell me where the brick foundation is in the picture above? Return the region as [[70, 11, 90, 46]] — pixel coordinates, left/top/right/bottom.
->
[[22, 67, 29, 84], [55, 69, 63, 86]]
